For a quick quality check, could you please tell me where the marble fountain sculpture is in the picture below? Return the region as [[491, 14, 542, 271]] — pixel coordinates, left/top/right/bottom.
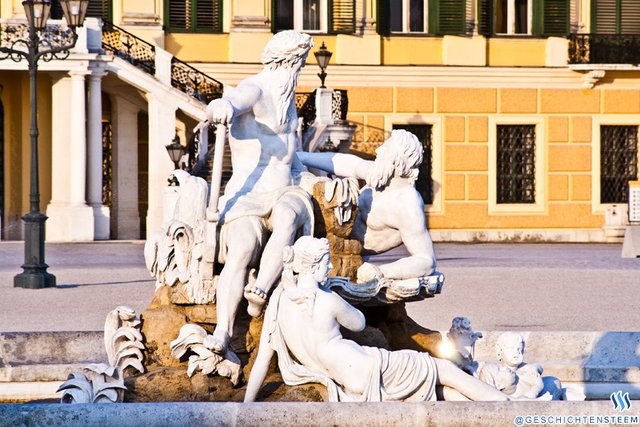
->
[[58, 30, 572, 405]]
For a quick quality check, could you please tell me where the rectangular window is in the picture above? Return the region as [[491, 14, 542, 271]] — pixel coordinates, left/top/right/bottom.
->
[[479, 0, 568, 36], [390, 0, 427, 32], [600, 125, 638, 204], [495, 0, 530, 34], [392, 124, 433, 205], [274, 0, 331, 32], [497, 125, 536, 204], [166, 0, 223, 33]]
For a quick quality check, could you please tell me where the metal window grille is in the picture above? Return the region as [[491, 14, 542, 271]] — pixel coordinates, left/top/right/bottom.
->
[[600, 125, 638, 204], [392, 124, 434, 205], [102, 121, 113, 207], [497, 124, 536, 204]]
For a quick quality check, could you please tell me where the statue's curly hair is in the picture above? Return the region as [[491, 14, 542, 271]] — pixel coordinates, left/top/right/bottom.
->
[[261, 30, 314, 69], [366, 129, 424, 190]]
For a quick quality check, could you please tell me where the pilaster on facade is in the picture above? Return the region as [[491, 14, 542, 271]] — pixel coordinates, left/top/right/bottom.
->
[[46, 70, 94, 242], [111, 95, 142, 240]]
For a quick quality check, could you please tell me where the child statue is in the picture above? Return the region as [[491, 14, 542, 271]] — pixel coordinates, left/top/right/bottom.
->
[[473, 332, 563, 400], [244, 236, 524, 402]]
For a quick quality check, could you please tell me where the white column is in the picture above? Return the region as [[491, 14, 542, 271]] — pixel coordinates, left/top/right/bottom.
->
[[70, 72, 87, 205], [46, 72, 94, 242], [146, 92, 177, 237], [111, 95, 141, 240], [87, 70, 110, 240]]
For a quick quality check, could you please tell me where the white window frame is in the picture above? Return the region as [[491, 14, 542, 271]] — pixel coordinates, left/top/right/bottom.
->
[[488, 116, 546, 214], [495, 0, 533, 35], [591, 116, 640, 214], [384, 114, 443, 214], [390, 0, 429, 33], [293, 0, 328, 33]]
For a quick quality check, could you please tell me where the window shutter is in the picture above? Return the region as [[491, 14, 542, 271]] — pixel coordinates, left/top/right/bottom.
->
[[376, 0, 391, 36], [593, 0, 619, 34], [167, 0, 191, 31], [541, 0, 569, 36], [51, 0, 112, 21], [433, 0, 466, 35], [87, 0, 112, 21], [196, 0, 223, 32], [477, 0, 493, 35], [621, 0, 640, 34], [329, 0, 356, 34]]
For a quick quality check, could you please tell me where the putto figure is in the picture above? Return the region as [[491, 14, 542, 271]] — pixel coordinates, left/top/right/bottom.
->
[[297, 129, 436, 283], [245, 236, 518, 402], [205, 31, 315, 354]]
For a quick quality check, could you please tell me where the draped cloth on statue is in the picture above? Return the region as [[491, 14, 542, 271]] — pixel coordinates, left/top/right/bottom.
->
[[263, 286, 438, 402], [217, 186, 314, 264]]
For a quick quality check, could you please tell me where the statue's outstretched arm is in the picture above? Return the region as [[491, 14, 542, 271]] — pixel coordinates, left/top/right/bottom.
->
[[244, 323, 276, 402], [297, 152, 370, 180]]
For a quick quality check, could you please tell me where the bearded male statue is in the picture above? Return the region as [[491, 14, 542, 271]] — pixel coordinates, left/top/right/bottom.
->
[[204, 31, 315, 354], [297, 129, 437, 283]]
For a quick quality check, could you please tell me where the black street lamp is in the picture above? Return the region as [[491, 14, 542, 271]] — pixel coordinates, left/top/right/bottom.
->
[[1, 0, 88, 289], [165, 134, 186, 170], [314, 42, 332, 88]]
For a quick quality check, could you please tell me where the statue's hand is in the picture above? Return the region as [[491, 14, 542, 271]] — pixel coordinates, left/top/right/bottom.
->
[[356, 262, 383, 283], [206, 98, 234, 126]]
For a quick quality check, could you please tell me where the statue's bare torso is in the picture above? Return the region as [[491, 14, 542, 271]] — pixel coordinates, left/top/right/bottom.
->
[[221, 73, 299, 207]]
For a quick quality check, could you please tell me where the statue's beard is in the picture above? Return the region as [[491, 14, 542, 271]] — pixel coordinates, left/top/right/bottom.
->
[[265, 65, 300, 126]]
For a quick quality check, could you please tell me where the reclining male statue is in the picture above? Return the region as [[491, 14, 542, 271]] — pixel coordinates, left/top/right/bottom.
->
[[244, 236, 521, 402], [204, 31, 316, 354], [297, 129, 436, 283]]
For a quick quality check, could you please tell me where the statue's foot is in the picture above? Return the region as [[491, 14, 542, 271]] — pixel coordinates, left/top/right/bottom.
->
[[244, 285, 267, 317], [204, 329, 230, 354]]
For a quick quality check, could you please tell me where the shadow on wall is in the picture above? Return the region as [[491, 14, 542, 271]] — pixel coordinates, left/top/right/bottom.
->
[[583, 332, 640, 400]]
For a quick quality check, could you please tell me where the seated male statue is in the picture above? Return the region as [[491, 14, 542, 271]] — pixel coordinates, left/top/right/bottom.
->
[[204, 30, 315, 354], [245, 236, 521, 402], [297, 129, 436, 282]]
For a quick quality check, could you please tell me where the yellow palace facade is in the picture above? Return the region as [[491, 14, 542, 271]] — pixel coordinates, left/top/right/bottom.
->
[[0, 0, 638, 242]]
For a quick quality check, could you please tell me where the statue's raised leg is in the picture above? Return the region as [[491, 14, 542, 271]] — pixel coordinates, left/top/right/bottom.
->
[[244, 196, 311, 317]]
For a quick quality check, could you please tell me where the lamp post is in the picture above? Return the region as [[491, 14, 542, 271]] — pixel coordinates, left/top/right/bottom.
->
[[1, 0, 88, 289], [314, 42, 332, 88], [165, 134, 186, 170]]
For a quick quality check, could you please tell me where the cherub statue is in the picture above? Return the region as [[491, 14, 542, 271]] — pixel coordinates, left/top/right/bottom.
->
[[475, 332, 563, 400], [244, 236, 521, 402], [297, 129, 436, 283]]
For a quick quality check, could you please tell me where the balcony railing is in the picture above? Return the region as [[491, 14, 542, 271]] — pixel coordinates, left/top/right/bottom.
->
[[102, 22, 156, 75], [171, 57, 224, 105], [569, 33, 640, 65], [102, 21, 223, 105], [295, 89, 349, 132]]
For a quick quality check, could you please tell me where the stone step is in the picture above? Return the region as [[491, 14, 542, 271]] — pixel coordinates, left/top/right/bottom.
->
[[2, 401, 639, 426], [2, 330, 638, 402]]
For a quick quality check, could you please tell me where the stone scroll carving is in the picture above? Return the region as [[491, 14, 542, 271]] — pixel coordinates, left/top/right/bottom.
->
[[144, 170, 216, 305]]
